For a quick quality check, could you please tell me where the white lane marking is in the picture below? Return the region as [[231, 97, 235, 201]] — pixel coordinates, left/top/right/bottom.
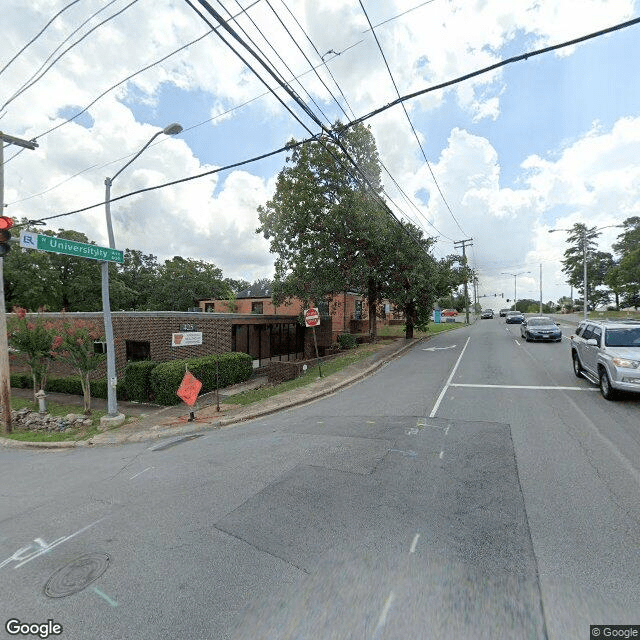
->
[[429, 336, 471, 418], [422, 345, 457, 351], [93, 587, 118, 607], [1, 519, 105, 571], [374, 591, 395, 634], [130, 467, 153, 480], [514, 339, 521, 346], [388, 449, 417, 457], [439, 451, 444, 459], [410, 534, 420, 553], [449, 383, 599, 391]]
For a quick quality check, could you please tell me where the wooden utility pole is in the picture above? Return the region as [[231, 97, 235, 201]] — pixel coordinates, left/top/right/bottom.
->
[[0, 132, 38, 434], [454, 239, 473, 324]]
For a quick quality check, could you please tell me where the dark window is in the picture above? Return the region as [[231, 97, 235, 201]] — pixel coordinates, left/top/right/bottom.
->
[[355, 300, 363, 320], [317, 301, 329, 316], [126, 340, 151, 362], [252, 301, 264, 314], [591, 326, 602, 346], [94, 341, 107, 354], [204, 303, 215, 312], [575, 324, 585, 337]]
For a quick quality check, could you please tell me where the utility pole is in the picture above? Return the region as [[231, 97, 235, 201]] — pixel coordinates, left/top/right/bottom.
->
[[539, 263, 543, 314], [454, 238, 473, 324], [0, 132, 39, 434]]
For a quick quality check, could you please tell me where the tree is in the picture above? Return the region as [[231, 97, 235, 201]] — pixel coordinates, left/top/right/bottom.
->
[[150, 256, 229, 311], [7, 307, 57, 401], [257, 122, 390, 337], [613, 218, 640, 308], [4, 225, 103, 311], [111, 249, 161, 310], [50, 319, 105, 414]]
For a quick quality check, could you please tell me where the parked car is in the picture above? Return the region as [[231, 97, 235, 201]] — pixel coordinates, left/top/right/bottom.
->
[[499, 309, 510, 317], [570, 319, 640, 400], [505, 311, 525, 324], [441, 309, 459, 317], [520, 316, 562, 342], [481, 309, 494, 319]]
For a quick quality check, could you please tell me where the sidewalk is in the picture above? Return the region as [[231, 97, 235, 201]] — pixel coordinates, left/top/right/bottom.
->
[[2, 337, 423, 449]]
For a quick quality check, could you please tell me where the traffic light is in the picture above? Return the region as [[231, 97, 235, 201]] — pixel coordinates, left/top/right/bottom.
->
[[506, 299, 510, 302], [0, 217, 13, 257]]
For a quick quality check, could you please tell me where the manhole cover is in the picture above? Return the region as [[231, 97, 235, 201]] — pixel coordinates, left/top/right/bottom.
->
[[44, 553, 110, 598]]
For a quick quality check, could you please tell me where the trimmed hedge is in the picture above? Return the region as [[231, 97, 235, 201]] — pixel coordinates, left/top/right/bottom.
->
[[150, 352, 253, 406], [337, 333, 357, 349], [10, 373, 126, 400], [122, 361, 158, 403]]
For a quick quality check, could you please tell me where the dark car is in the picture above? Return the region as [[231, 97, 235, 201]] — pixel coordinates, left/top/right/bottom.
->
[[520, 316, 562, 342], [505, 311, 524, 324], [499, 309, 510, 317], [481, 309, 494, 319]]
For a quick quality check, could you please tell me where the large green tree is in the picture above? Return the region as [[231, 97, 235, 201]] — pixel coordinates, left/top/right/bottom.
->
[[258, 122, 398, 337], [613, 217, 640, 308]]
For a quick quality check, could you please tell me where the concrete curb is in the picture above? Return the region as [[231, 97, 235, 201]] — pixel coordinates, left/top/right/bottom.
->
[[1, 335, 427, 449]]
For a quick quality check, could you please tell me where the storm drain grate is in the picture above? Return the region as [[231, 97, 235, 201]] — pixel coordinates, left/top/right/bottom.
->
[[150, 433, 204, 451], [44, 552, 110, 598]]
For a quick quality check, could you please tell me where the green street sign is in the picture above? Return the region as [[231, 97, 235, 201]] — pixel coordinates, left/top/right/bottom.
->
[[19, 231, 123, 263]]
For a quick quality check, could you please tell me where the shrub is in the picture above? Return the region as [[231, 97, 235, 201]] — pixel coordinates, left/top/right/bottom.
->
[[10, 373, 32, 389], [150, 352, 253, 406], [122, 361, 158, 403], [337, 333, 357, 350]]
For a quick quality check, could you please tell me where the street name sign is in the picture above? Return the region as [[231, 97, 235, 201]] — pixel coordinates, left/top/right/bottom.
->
[[305, 307, 320, 327], [20, 231, 123, 263]]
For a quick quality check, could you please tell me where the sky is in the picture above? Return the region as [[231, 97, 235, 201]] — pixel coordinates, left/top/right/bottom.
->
[[1, 0, 639, 307]]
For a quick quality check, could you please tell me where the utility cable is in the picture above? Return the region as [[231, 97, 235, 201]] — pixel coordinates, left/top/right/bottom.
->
[[339, 15, 640, 132], [0, 0, 84, 78], [1, 0, 140, 112], [359, 0, 466, 236], [4, 0, 121, 109]]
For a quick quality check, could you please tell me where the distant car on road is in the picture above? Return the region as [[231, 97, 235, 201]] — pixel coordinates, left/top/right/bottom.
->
[[505, 311, 525, 324], [499, 309, 510, 317], [570, 319, 640, 400], [441, 309, 459, 317], [481, 309, 494, 319], [520, 316, 562, 342]]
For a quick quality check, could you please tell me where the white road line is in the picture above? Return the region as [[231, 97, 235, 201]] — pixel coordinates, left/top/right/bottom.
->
[[410, 533, 420, 554], [130, 467, 153, 480], [374, 591, 395, 634], [93, 587, 118, 607], [429, 336, 471, 418], [439, 451, 444, 459], [514, 339, 521, 346], [449, 383, 599, 391]]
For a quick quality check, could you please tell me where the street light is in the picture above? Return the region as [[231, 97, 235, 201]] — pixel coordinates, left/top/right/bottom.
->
[[101, 123, 182, 425], [548, 224, 622, 321], [501, 271, 530, 312]]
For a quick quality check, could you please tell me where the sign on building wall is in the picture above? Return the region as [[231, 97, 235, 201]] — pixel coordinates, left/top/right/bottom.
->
[[172, 332, 203, 347]]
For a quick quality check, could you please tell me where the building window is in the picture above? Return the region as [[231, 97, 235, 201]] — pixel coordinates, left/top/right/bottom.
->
[[94, 341, 107, 354], [355, 300, 363, 320], [204, 303, 215, 312], [126, 340, 151, 362], [317, 301, 329, 316], [252, 301, 264, 314]]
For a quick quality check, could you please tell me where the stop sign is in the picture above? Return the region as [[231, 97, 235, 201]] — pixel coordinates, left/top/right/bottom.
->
[[305, 307, 320, 327]]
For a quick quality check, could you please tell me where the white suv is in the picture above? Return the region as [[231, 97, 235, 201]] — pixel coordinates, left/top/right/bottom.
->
[[570, 320, 640, 399]]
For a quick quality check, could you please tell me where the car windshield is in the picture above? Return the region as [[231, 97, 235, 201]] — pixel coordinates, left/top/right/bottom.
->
[[604, 327, 640, 347], [527, 318, 553, 326]]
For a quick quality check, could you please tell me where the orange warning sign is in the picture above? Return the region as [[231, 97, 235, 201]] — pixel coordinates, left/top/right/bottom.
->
[[176, 371, 202, 406]]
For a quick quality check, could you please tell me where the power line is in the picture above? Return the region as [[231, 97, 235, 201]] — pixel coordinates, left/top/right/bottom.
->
[[338, 15, 640, 133], [360, 0, 466, 236], [0, 0, 83, 78], [1, 0, 141, 112]]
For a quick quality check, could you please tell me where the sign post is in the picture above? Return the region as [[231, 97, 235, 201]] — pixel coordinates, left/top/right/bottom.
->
[[304, 308, 322, 378]]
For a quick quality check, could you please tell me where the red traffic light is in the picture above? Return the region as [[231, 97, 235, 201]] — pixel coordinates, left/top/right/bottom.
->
[[0, 216, 14, 230]]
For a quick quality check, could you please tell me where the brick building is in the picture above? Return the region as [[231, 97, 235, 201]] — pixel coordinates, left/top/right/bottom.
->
[[199, 282, 394, 339], [8, 311, 333, 381]]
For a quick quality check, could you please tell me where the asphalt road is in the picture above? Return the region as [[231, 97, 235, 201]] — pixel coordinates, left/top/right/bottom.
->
[[1, 317, 638, 639]]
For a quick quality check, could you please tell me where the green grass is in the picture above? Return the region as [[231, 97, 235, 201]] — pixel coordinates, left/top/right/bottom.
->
[[377, 321, 466, 338], [3, 398, 126, 442], [588, 310, 640, 320], [224, 342, 391, 406]]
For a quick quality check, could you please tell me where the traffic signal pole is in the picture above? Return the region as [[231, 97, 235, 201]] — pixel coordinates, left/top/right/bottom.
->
[[454, 238, 473, 324], [0, 132, 38, 433]]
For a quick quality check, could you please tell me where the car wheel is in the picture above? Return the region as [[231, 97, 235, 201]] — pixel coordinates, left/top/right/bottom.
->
[[599, 367, 616, 400], [572, 352, 582, 378]]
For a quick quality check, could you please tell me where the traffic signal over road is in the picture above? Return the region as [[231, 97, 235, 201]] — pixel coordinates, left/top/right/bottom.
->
[[0, 216, 14, 256]]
